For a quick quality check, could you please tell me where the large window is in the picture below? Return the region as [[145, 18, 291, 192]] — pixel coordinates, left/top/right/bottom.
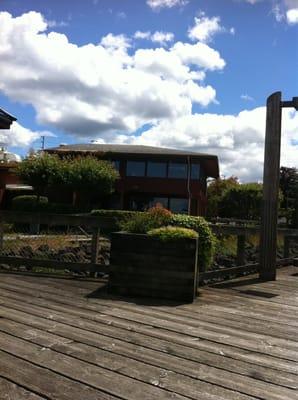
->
[[147, 162, 167, 178], [191, 163, 200, 180], [126, 161, 146, 177], [149, 197, 168, 209], [112, 160, 120, 171], [168, 162, 187, 179], [169, 198, 188, 214]]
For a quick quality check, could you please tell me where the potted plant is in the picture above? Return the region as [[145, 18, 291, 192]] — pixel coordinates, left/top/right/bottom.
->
[[108, 206, 209, 302]]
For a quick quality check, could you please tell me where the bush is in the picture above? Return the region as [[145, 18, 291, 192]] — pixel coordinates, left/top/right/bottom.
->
[[169, 214, 216, 271], [91, 209, 139, 219], [219, 183, 263, 220], [148, 226, 198, 241], [12, 195, 49, 212], [207, 176, 239, 219], [15, 154, 62, 198], [63, 156, 119, 201], [121, 206, 172, 234]]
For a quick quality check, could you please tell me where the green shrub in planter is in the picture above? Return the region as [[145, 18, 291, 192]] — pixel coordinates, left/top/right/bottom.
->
[[170, 214, 216, 271], [121, 206, 172, 233], [148, 226, 198, 241], [12, 195, 48, 212]]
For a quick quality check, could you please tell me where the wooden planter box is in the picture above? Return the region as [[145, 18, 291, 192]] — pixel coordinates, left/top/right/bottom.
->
[[109, 232, 198, 302]]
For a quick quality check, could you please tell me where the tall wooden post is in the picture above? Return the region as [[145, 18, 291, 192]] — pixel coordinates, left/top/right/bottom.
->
[[259, 92, 282, 281]]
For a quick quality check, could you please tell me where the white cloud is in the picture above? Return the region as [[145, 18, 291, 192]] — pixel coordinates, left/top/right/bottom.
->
[[188, 12, 224, 43], [188, 12, 234, 43], [46, 19, 68, 28], [0, 11, 223, 140], [0, 122, 55, 148], [244, 0, 263, 4], [239, 0, 298, 24], [172, 41, 226, 70], [241, 94, 254, 101], [104, 107, 297, 182], [146, 0, 188, 11], [151, 31, 174, 45], [273, 4, 285, 22], [286, 8, 298, 23], [134, 31, 151, 40], [134, 30, 174, 45]]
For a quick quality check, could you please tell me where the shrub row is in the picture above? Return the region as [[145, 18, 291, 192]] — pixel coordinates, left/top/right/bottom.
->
[[12, 195, 80, 214]]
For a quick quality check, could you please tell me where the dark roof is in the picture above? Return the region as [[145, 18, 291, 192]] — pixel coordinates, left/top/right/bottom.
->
[[0, 108, 17, 129], [46, 143, 219, 178], [46, 143, 215, 158]]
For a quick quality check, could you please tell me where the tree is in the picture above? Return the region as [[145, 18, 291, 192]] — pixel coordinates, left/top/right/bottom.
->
[[15, 154, 119, 209], [219, 183, 263, 220], [206, 176, 239, 218], [60, 156, 119, 207], [279, 166, 298, 227], [15, 153, 62, 202]]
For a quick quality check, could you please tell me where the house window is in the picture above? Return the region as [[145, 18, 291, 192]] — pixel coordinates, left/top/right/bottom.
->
[[126, 161, 146, 177], [147, 162, 167, 178], [191, 163, 200, 180], [168, 162, 187, 179], [169, 198, 188, 214], [149, 197, 168, 209], [112, 160, 120, 171]]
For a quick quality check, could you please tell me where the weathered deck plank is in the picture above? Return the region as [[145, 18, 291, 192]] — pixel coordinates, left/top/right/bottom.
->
[[0, 266, 297, 400]]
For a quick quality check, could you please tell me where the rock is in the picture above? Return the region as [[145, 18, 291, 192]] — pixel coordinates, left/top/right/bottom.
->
[[19, 245, 34, 258], [37, 244, 50, 253]]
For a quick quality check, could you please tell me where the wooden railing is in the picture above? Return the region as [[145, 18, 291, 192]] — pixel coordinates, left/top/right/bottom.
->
[[0, 211, 117, 274], [202, 221, 298, 283], [0, 211, 297, 281]]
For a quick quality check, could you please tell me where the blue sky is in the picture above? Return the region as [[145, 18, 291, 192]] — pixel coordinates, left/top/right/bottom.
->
[[0, 0, 297, 181]]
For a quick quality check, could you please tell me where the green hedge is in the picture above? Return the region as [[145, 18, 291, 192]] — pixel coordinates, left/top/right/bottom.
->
[[91, 209, 140, 219], [11, 195, 81, 214], [12, 195, 49, 212], [148, 226, 198, 241], [169, 214, 216, 271]]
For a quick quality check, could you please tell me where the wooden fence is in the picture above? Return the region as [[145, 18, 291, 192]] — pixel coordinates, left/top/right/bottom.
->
[[0, 211, 297, 282], [0, 211, 116, 274]]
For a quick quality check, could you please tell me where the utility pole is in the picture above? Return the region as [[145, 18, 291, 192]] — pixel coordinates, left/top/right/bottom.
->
[[41, 135, 45, 150]]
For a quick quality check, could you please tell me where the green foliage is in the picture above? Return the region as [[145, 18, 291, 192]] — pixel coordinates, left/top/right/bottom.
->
[[12, 195, 48, 211], [61, 156, 119, 197], [207, 176, 239, 218], [169, 214, 216, 271], [279, 166, 298, 227], [91, 209, 139, 219], [148, 226, 198, 241], [15, 154, 62, 197], [121, 206, 172, 234], [11, 195, 85, 214], [219, 183, 264, 220], [15, 154, 119, 208]]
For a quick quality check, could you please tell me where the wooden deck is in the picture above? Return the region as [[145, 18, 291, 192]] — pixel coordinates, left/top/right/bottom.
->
[[0, 266, 297, 400]]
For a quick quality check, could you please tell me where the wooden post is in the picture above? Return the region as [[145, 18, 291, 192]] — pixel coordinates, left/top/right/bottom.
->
[[283, 236, 290, 259], [0, 218, 3, 254], [259, 92, 282, 281], [91, 227, 100, 264], [90, 227, 100, 277], [236, 234, 246, 266]]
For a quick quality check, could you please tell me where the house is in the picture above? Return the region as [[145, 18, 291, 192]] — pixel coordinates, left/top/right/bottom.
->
[[46, 144, 219, 216], [0, 108, 16, 129], [0, 108, 20, 207]]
